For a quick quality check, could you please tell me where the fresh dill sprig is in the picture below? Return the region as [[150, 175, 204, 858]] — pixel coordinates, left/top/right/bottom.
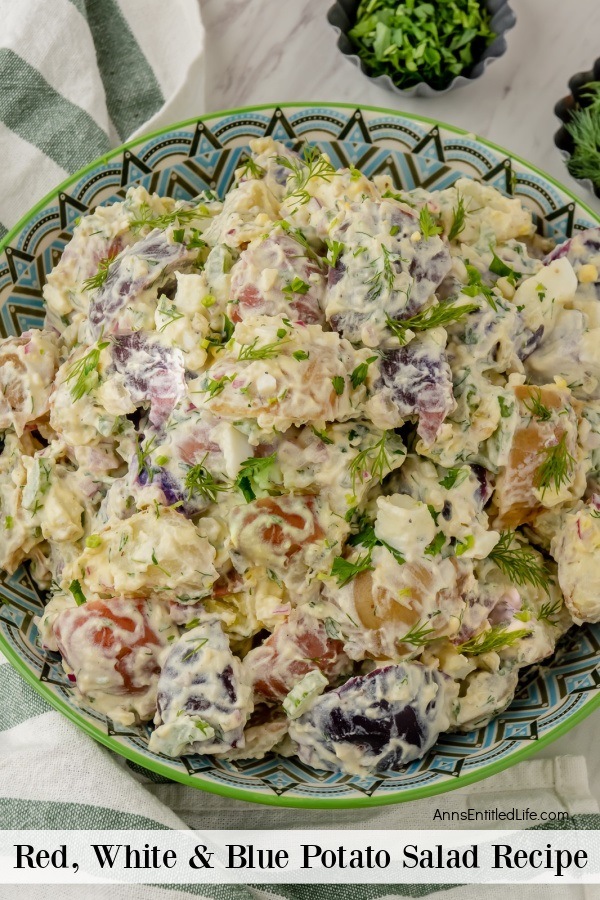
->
[[66, 341, 109, 401], [457, 624, 531, 656], [489, 530, 551, 594], [448, 193, 467, 241], [237, 336, 290, 361], [565, 83, 600, 189], [184, 455, 230, 503], [239, 156, 265, 180], [330, 551, 374, 587], [129, 202, 209, 233], [534, 433, 576, 498], [462, 263, 498, 311], [386, 298, 478, 345], [397, 619, 437, 648], [365, 245, 403, 303], [523, 388, 552, 423], [537, 597, 564, 626], [157, 304, 185, 332], [82, 253, 118, 291], [234, 453, 276, 502], [419, 206, 443, 239], [348, 432, 392, 493], [275, 145, 338, 212]]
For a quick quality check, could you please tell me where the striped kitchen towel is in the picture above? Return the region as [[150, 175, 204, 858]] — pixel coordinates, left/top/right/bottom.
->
[[2, 648, 599, 900], [0, 0, 205, 240]]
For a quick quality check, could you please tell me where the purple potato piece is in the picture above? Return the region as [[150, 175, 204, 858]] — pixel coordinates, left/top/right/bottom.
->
[[375, 333, 455, 444], [288, 663, 452, 776], [517, 324, 544, 361], [470, 464, 493, 507], [149, 620, 253, 757], [89, 229, 199, 338], [110, 332, 185, 427], [324, 199, 452, 345], [229, 232, 325, 325]]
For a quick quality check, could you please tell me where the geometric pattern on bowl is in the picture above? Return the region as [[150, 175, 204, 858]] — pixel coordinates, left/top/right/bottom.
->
[[1, 103, 599, 807]]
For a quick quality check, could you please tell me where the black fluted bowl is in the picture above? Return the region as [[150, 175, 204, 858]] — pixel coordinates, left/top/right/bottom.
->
[[554, 57, 600, 200], [327, 0, 516, 98]]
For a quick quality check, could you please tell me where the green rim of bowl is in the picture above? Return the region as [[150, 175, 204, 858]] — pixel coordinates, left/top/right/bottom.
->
[[1, 101, 599, 809]]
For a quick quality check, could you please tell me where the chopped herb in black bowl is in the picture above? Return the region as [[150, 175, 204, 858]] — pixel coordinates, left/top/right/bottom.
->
[[555, 59, 600, 199], [327, 0, 515, 97], [348, 0, 497, 91]]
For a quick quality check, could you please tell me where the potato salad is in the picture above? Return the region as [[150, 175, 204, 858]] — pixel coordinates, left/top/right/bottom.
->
[[3, 137, 600, 777]]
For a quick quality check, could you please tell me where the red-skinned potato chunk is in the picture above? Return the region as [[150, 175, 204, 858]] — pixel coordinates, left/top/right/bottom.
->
[[243, 608, 351, 703], [229, 232, 326, 325], [228, 493, 343, 596], [53, 597, 178, 725], [493, 383, 583, 529]]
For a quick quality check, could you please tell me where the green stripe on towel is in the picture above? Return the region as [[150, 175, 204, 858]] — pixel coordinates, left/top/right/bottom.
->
[[70, 0, 164, 140], [0, 665, 49, 732], [0, 49, 110, 172]]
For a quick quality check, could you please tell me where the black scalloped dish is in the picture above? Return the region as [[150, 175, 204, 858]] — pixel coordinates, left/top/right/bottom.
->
[[327, 0, 516, 98], [554, 57, 600, 200]]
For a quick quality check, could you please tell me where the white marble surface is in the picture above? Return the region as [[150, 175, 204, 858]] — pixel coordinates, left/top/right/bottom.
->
[[198, 0, 600, 805]]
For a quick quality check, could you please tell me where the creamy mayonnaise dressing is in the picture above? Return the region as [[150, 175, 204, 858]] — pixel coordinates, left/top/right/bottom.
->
[[1, 136, 598, 773]]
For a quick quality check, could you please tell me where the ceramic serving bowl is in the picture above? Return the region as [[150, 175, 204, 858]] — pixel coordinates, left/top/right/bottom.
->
[[554, 56, 600, 200], [1, 103, 599, 808], [326, 0, 516, 98]]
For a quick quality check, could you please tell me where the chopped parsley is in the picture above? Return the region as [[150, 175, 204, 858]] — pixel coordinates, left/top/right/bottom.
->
[[462, 264, 498, 311], [350, 355, 378, 389], [438, 467, 468, 490], [331, 376, 345, 396], [347, 0, 496, 92], [330, 552, 374, 587], [424, 532, 446, 557], [419, 206, 443, 239], [489, 246, 520, 285], [282, 276, 310, 295], [325, 239, 344, 267], [234, 453, 276, 503]]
